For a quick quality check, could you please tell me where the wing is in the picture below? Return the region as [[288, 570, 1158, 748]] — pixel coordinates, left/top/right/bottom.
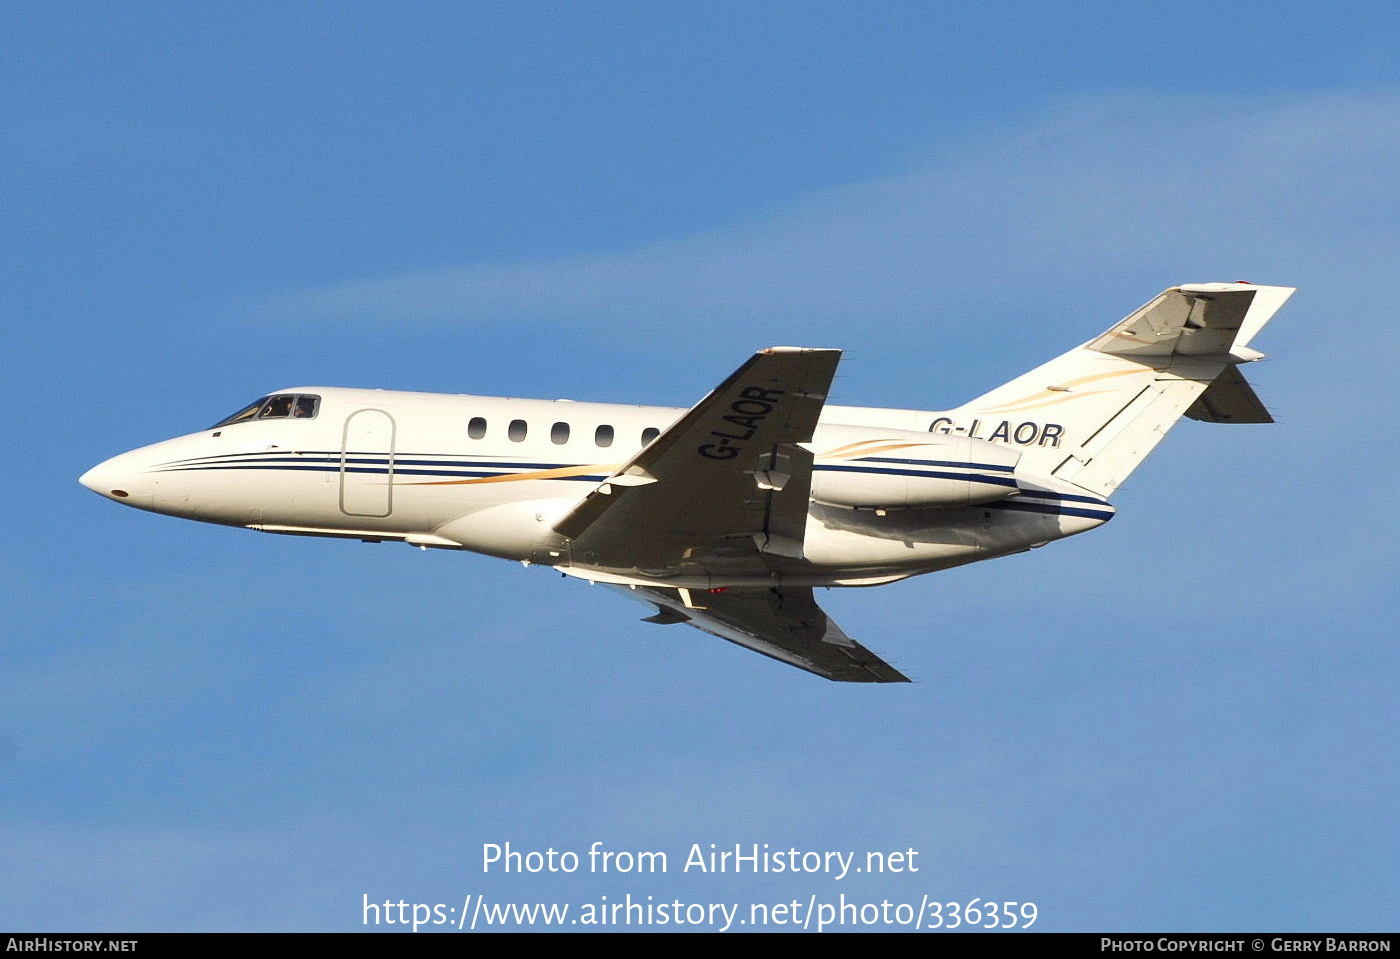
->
[[622, 584, 910, 683], [554, 347, 840, 576]]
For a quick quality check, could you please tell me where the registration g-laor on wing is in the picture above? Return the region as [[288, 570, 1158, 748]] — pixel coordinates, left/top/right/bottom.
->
[[553, 347, 839, 574], [553, 346, 910, 681]]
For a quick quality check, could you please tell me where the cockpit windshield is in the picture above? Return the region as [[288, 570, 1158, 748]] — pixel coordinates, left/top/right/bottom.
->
[[210, 393, 320, 429]]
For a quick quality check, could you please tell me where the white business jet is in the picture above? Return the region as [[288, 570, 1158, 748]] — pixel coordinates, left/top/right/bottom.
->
[[81, 283, 1293, 682]]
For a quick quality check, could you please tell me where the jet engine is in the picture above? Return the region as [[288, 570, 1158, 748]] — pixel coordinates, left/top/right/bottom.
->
[[809, 433, 1021, 510]]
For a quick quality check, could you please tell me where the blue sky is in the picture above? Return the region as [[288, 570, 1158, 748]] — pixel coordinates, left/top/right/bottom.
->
[[4, 1, 1399, 932]]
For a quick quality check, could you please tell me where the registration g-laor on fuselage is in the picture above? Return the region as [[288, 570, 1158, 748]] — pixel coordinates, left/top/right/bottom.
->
[[81, 283, 1293, 682]]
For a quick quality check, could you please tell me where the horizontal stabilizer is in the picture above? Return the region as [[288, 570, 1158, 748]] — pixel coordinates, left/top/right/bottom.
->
[[1185, 365, 1273, 423], [1088, 284, 1259, 358]]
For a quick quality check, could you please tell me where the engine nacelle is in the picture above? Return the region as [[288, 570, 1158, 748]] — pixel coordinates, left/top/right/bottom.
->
[[810, 433, 1020, 510]]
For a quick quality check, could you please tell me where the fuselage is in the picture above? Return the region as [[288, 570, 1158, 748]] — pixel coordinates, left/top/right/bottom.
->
[[79, 386, 1114, 589]]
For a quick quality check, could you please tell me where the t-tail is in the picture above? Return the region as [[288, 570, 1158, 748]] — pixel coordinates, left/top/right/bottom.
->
[[950, 283, 1295, 497]]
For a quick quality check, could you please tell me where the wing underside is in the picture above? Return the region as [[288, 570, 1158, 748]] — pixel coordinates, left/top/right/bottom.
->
[[558, 347, 909, 681], [622, 584, 910, 683]]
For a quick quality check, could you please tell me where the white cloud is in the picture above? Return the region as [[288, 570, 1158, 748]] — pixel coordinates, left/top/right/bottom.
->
[[264, 91, 1400, 348]]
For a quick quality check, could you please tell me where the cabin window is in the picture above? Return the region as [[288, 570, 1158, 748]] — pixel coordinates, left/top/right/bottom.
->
[[641, 427, 660, 444], [594, 425, 614, 448], [508, 419, 528, 442], [550, 422, 570, 445], [468, 417, 487, 439]]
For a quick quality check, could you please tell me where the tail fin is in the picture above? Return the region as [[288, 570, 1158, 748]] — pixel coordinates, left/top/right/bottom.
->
[[953, 283, 1295, 496]]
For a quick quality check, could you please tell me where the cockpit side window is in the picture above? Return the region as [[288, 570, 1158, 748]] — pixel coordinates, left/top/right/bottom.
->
[[210, 393, 320, 429], [260, 395, 295, 418]]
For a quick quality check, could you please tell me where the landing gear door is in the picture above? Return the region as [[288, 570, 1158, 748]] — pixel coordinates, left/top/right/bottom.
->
[[340, 409, 395, 517]]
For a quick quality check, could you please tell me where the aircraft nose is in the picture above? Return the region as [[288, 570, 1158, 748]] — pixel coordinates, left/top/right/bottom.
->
[[79, 453, 155, 509]]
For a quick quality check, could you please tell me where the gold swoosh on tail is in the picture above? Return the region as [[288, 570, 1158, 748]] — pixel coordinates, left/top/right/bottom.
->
[[970, 389, 1118, 413], [973, 366, 1164, 414]]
